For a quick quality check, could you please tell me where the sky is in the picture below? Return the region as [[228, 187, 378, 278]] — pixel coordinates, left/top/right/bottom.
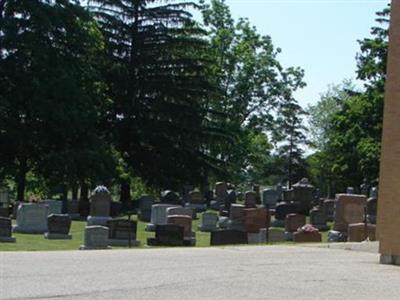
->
[[223, 0, 390, 108]]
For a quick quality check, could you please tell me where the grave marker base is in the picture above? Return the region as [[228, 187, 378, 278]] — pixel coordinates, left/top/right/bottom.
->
[[108, 239, 141, 247], [44, 233, 72, 240], [0, 236, 16, 243]]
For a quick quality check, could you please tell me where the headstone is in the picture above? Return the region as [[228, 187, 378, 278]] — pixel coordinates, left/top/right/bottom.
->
[[360, 179, 370, 197], [67, 200, 80, 220], [0, 217, 16, 242], [243, 208, 269, 233], [274, 202, 297, 224], [248, 228, 267, 244], [293, 230, 322, 243], [226, 190, 237, 205], [166, 207, 193, 219], [198, 212, 219, 232], [167, 215, 195, 245], [188, 190, 204, 204], [310, 207, 330, 231], [227, 204, 245, 231], [215, 182, 228, 198], [145, 204, 180, 231], [346, 187, 355, 194], [333, 194, 367, 232], [218, 216, 229, 229], [323, 199, 335, 222], [262, 188, 279, 209], [147, 224, 185, 246], [107, 219, 140, 247], [138, 195, 154, 222], [267, 228, 286, 243], [244, 191, 257, 208], [211, 182, 228, 210], [0, 207, 9, 217], [0, 188, 9, 205], [13, 203, 48, 233], [292, 178, 314, 215], [210, 230, 248, 246], [87, 186, 112, 226], [42, 200, 62, 216], [367, 197, 377, 224], [80, 225, 110, 250], [285, 214, 306, 233], [348, 223, 377, 242], [45, 214, 72, 239], [282, 190, 294, 202], [160, 190, 181, 205], [185, 190, 207, 213]]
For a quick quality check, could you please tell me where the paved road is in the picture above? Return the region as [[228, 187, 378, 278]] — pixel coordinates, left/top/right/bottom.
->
[[1, 245, 399, 300]]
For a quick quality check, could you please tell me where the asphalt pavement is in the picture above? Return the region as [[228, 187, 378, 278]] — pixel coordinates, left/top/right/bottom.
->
[[1, 244, 399, 300]]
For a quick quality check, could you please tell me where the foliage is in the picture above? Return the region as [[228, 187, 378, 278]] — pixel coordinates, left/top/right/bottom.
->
[[307, 7, 388, 194]]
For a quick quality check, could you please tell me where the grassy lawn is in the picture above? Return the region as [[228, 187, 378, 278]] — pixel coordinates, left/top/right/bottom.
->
[[0, 213, 330, 251]]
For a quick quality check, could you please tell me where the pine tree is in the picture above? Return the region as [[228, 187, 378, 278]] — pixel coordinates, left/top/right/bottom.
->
[[88, 0, 222, 189]]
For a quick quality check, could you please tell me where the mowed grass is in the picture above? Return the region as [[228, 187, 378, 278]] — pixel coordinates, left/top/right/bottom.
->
[[0, 213, 330, 251]]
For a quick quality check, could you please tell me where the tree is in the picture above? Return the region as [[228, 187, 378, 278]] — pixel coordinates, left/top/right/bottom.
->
[[307, 81, 356, 196], [273, 94, 308, 188], [88, 0, 222, 192], [306, 7, 389, 193], [201, 0, 306, 185], [0, 0, 111, 201]]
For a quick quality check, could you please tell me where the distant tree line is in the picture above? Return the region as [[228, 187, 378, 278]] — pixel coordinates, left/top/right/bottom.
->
[[307, 7, 389, 197], [10, 0, 385, 205]]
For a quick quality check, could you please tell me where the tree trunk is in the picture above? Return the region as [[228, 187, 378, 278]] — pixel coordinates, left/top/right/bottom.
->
[[120, 180, 132, 210], [79, 181, 90, 217], [72, 184, 79, 201], [16, 158, 27, 202]]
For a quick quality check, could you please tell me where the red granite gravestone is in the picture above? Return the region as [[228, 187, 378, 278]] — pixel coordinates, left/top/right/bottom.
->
[[244, 208, 270, 233], [285, 214, 306, 232]]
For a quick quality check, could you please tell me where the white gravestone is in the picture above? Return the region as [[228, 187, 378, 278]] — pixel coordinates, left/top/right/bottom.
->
[[198, 212, 219, 232], [80, 226, 110, 250], [13, 203, 48, 233], [145, 204, 180, 231]]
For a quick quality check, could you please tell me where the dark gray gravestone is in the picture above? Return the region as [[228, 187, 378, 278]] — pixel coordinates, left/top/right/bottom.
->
[[310, 207, 330, 231], [107, 219, 140, 247], [275, 202, 297, 220], [45, 214, 72, 239], [138, 195, 154, 222], [210, 230, 248, 246], [0, 207, 9, 217], [367, 197, 377, 224], [0, 217, 15, 242], [161, 190, 181, 205], [147, 224, 185, 246]]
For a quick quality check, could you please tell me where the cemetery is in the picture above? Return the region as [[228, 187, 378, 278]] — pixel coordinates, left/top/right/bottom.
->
[[0, 179, 379, 251], [3, 0, 400, 298]]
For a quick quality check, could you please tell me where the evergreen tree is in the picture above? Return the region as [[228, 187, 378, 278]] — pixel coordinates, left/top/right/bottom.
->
[[88, 0, 221, 191], [0, 0, 110, 201]]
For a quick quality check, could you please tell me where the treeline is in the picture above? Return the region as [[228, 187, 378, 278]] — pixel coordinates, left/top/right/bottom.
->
[[307, 7, 389, 196], [0, 0, 307, 205]]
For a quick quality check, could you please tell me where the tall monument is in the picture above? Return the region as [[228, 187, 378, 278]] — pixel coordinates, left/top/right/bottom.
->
[[377, 0, 400, 265]]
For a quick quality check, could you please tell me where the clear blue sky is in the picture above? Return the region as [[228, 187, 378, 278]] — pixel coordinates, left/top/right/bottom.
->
[[223, 0, 390, 107]]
